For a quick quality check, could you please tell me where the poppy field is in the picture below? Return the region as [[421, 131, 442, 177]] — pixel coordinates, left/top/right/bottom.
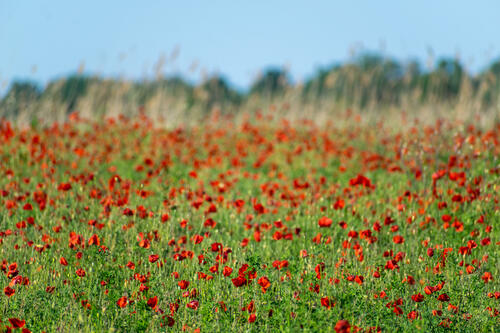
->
[[0, 110, 499, 332]]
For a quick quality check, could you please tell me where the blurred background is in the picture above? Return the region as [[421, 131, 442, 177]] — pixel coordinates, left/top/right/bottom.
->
[[1, 1, 500, 124]]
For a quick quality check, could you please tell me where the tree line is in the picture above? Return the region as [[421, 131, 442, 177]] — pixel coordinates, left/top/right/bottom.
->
[[2, 53, 500, 120]]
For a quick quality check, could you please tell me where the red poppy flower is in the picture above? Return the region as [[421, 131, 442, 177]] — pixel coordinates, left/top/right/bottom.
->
[[349, 174, 374, 188], [186, 300, 199, 310], [223, 266, 233, 277], [320, 297, 334, 309], [8, 318, 25, 328], [258, 276, 271, 293], [253, 203, 265, 214], [347, 230, 358, 238], [318, 216, 333, 228], [193, 234, 204, 244], [424, 286, 434, 295], [147, 296, 158, 309], [234, 199, 245, 208], [334, 320, 350, 333], [437, 293, 450, 302], [60, 257, 68, 266], [402, 275, 415, 285], [441, 214, 452, 222], [232, 275, 248, 287], [407, 310, 419, 321], [75, 268, 86, 277], [393, 235, 404, 244], [393, 306, 403, 316], [117, 296, 128, 308], [149, 254, 159, 263], [333, 199, 345, 210], [272, 260, 289, 270], [138, 239, 150, 249], [465, 264, 475, 274], [178, 280, 189, 290], [4, 286, 15, 297], [88, 234, 100, 246], [203, 219, 216, 228], [9, 276, 22, 287], [480, 237, 491, 246], [248, 314, 256, 323], [432, 310, 443, 316], [482, 272, 493, 283]]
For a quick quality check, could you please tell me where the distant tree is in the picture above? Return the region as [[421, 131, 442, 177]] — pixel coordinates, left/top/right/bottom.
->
[[419, 58, 463, 101], [0, 81, 41, 116], [129, 76, 193, 107], [477, 58, 500, 106], [200, 76, 241, 111], [250, 68, 290, 99], [3, 81, 41, 101], [354, 54, 404, 105], [3, 51, 500, 120], [487, 59, 500, 77], [436, 58, 463, 97], [302, 67, 331, 101], [43, 75, 93, 113], [302, 53, 406, 106]]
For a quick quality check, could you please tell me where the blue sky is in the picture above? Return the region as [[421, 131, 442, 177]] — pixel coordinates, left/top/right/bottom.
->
[[1, 1, 500, 92]]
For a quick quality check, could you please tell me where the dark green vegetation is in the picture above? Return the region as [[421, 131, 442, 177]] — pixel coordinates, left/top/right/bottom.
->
[[0, 112, 498, 332]]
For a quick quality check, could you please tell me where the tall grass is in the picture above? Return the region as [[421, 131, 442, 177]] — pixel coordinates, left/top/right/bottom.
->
[[1, 53, 499, 126]]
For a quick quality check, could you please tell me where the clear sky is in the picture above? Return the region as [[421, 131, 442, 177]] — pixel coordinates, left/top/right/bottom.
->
[[1, 1, 500, 92]]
